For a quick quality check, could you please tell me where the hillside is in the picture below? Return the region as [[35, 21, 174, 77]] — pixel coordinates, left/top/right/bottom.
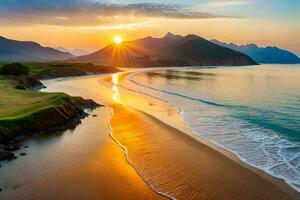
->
[[71, 33, 256, 67], [0, 62, 114, 156], [56, 47, 91, 56], [212, 40, 300, 64], [157, 35, 256, 66], [0, 36, 74, 62]]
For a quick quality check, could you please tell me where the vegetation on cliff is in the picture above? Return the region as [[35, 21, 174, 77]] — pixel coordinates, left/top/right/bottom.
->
[[0, 62, 119, 79], [0, 63, 29, 76], [0, 62, 111, 160], [0, 75, 99, 143], [26, 62, 119, 79]]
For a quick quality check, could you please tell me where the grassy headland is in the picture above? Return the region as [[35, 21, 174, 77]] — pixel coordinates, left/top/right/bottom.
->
[[0, 62, 119, 78], [0, 85, 79, 141], [25, 62, 118, 79], [0, 62, 118, 160]]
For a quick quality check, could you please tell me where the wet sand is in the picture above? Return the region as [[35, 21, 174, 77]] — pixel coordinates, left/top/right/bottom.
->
[[108, 72, 298, 199], [0, 108, 165, 200], [0, 71, 298, 199], [111, 103, 296, 199]]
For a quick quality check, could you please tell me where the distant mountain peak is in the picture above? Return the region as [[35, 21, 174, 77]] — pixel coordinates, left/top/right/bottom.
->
[[72, 33, 256, 67], [0, 36, 74, 62], [211, 39, 300, 64], [162, 32, 183, 40], [248, 43, 258, 48], [163, 32, 175, 38], [146, 36, 154, 39], [184, 34, 202, 40], [56, 47, 69, 52], [55, 47, 91, 56]]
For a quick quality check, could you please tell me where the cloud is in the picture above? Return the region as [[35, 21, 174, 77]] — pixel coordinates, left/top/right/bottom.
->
[[83, 22, 151, 30], [0, 0, 228, 26], [202, 0, 253, 7]]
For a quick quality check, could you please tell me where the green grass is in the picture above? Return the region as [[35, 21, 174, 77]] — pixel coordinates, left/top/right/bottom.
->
[[0, 62, 105, 120], [0, 62, 110, 141], [0, 62, 115, 131], [1, 62, 119, 78], [0, 61, 115, 120], [25, 62, 118, 76], [0, 62, 46, 76], [0, 74, 72, 142], [0, 75, 69, 121], [0, 75, 15, 87]]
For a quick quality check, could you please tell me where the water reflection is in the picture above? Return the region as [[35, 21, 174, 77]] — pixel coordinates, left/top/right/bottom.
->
[[112, 73, 124, 104], [145, 70, 215, 81]]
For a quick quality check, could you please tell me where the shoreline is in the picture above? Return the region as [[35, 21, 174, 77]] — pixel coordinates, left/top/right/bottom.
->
[[1, 69, 298, 199], [107, 111, 173, 200], [0, 95, 100, 161], [21, 69, 300, 198], [0, 71, 166, 199], [108, 70, 299, 199], [0, 107, 165, 199], [125, 69, 300, 194], [0, 63, 118, 160], [110, 101, 299, 199]]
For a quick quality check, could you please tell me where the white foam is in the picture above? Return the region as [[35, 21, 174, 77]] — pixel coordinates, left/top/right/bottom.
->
[[125, 70, 300, 193]]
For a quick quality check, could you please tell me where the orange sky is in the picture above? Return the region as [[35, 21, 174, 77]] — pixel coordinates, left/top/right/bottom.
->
[[0, 1, 299, 55]]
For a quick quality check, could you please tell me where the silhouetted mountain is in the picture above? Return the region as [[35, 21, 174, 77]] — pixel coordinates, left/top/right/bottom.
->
[[72, 33, 256, 67], [157, 34, 256, 66], [124, 32, 182, 53], [0, 36, 74, 62], [211, 40, 300, 64], [56, 47, 91, 56]]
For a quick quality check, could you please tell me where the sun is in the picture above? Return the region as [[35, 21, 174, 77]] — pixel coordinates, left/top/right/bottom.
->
[[113, 36, 123, 44]]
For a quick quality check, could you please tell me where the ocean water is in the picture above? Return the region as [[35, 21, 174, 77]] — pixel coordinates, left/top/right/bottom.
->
[[127, 65, 300, 191]]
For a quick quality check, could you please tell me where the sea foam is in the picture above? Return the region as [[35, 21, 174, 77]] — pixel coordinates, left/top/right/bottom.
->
[[126, 66, 300, 192]]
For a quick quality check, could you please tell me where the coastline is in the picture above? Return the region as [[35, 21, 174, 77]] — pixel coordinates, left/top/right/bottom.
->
[[46, 70, 297, 199], [0, 106, 165, 200], [0, 63, 119, 160], [107, 113, 172, 200], [108, 103, 297, 199], [1, 70, 298, 199], [107, 70, 299, 199], [0, 84, 100, 161], [125, 68, 300, 194], [0, 96, 99, 142]]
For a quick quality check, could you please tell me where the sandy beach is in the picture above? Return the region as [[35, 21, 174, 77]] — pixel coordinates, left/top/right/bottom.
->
[[111, 103, 296, 200], [1, 1, 300, 199], [0, 71, 298, 199], [0, 106, 165, 200]]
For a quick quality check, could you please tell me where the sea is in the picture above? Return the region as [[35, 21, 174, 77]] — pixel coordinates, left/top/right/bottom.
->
[[127, 64, 300, 191]]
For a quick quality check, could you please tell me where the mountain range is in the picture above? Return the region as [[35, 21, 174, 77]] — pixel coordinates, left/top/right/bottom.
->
[[1, 33, 299, 65], [56, 47, 91, 57], [211, 40, 300, 64], [71, 33, 257, 67], [0, 36, 74, 62]]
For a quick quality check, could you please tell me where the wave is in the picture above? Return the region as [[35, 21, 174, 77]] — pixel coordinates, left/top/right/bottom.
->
[[125, 70, 300, 193], [128, 71, 299, 137], [107, 111, 175, 200]]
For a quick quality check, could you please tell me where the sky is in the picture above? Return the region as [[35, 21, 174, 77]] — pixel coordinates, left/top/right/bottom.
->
[[0, 0, 299, 55]]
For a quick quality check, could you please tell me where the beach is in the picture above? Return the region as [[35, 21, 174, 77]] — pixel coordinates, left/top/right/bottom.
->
[[1, 1, 300, 199], [0, 106, 165, 200], [0, 70, 298, 199]]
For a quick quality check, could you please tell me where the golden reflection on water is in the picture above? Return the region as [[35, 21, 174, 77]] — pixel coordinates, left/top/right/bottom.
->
[[112, 73, 124, 105]]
